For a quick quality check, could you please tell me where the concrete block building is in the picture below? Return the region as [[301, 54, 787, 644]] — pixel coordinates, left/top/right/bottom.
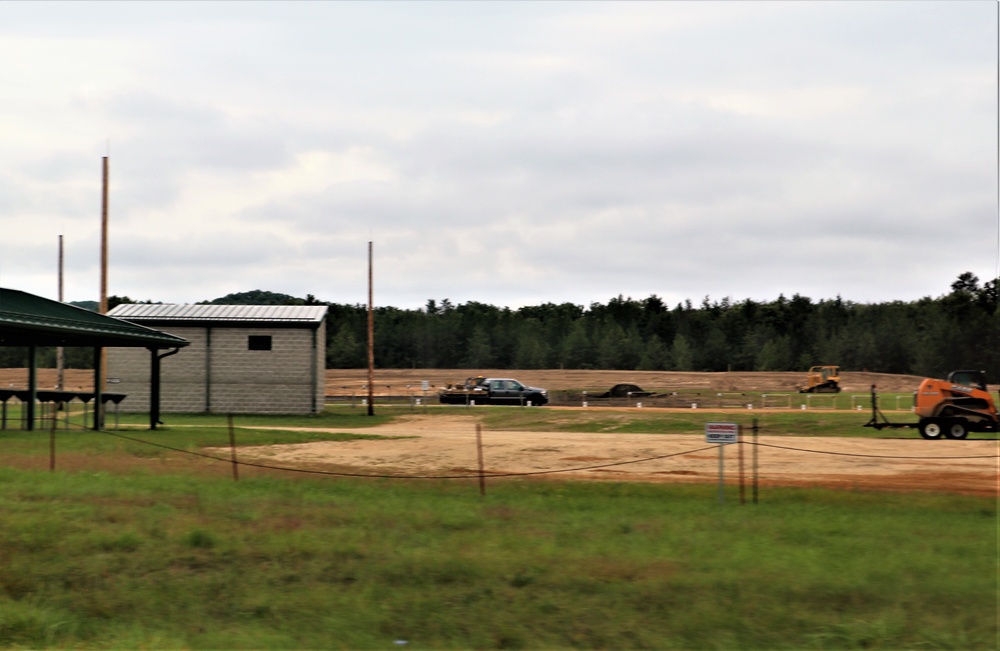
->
[[107, 304, 327, 415]]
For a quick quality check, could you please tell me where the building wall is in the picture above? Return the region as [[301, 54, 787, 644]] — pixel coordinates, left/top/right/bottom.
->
[[107, 322, 326, 415]]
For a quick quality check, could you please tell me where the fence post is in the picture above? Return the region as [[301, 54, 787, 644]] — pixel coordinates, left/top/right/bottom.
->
[[738, 423, 745, 504], [752, 418, 759, 504], [49, 404, 57, 472], [228, 414, 239, 482], [476, 423, 486, 497]]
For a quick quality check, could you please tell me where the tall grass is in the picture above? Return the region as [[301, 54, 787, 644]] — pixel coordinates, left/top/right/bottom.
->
[[0, 466, 995, 649], [0, 407, 995, 648]]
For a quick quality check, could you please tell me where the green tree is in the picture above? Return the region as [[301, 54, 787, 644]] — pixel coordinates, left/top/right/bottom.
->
[[755, 336, 793, 371], [513, 320, 550, 369], [462, 326, 493, 368], [327, 324, 365, 368], [638, 335, 669, 371], [559, 320, 592, 369], [671, 334, 694, 371]]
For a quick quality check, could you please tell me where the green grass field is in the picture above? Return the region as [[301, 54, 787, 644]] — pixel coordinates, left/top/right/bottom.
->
[[0, 407, 996, 649]]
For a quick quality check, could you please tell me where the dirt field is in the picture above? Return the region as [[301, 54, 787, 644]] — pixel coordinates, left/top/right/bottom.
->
[[6, 368, 997, 496], [229, 412, 999, 498], [322, 369, 941, 395], [0, 367, 981, 396]]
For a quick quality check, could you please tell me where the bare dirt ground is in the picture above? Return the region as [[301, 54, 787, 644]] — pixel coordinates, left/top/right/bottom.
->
[[6, 368, 997, 496], [231, 413, 999, 498], [1, 368, 984, 395], [313, 371, 995, 498], [322, 369, 945, 395]]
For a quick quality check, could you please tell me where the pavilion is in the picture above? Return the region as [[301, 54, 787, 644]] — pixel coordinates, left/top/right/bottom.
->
[[0, 288, 188, 430]]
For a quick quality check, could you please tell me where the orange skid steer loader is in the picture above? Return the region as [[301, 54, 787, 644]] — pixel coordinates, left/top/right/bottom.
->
[[865, 370, 999, 439]]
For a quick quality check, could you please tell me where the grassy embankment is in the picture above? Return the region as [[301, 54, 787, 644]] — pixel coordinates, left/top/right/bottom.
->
[[0, 407, 996, 649]]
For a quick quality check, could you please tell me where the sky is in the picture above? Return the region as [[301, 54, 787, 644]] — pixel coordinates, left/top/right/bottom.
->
[[1, 1, 997, 310]]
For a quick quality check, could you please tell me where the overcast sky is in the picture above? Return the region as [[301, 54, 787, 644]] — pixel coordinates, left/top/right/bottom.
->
[[2, 1, 997, 310]]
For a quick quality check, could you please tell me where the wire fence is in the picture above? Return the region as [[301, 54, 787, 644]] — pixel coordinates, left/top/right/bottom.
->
[[4, 400, 997, 503], [323, 388, 916, 411], [0, 386, 919, 433]]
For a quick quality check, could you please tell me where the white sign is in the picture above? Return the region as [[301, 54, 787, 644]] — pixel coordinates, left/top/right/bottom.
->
[[705, 422, 740, 444]]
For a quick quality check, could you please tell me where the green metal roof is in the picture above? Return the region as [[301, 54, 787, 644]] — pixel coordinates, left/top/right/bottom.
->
[[0, 288, 189, 348]]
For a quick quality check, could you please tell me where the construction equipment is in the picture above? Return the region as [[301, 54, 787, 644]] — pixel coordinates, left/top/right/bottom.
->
[[799, 365, 841, 393], [864, 370, 999, 439]]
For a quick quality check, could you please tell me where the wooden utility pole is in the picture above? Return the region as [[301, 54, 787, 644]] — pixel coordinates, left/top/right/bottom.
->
[[100, 156, 109, 315], [56, 234, 64, 391], [366, 241, 375, 416], [96, 156, 109, 429]]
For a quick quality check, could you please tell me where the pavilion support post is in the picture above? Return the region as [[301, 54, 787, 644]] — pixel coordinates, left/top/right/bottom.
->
[[150, 347, 181, 430], [150, 348, 161, 430], [310, 328, 318, 415], [27, 345, 38, 431], [93, 346, 104, 430]]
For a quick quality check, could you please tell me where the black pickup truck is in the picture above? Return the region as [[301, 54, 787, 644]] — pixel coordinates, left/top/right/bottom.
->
[[439, 377, 549, 406]]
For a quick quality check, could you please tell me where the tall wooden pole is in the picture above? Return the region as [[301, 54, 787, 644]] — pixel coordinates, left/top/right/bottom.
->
[[96, 156, 109, 429], [366, 241, 375, 416], [100, 156, 109, 315], [56, 234, 64, 390]]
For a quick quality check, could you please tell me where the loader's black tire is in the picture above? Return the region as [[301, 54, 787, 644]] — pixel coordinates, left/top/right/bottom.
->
[[918, 419, 944, 440], [944, 421, 969, 440]]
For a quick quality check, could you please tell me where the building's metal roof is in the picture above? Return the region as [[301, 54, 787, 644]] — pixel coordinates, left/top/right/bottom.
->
[[108, 303, 328, 324], [0, 288, 190, 348]]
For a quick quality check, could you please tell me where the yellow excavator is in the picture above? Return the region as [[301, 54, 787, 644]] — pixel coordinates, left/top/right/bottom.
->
[[799, 365, 841, 393]]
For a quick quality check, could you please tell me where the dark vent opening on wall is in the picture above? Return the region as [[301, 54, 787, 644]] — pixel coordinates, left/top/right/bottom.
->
[[248, 335, 272, 351]]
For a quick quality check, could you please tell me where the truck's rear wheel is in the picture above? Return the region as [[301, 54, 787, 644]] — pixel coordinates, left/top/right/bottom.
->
[[918, 419, 944, 440], [944, 421, 969, 440]]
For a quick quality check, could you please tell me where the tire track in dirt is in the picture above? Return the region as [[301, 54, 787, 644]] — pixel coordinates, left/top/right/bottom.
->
[[226, 415, 999, 496]]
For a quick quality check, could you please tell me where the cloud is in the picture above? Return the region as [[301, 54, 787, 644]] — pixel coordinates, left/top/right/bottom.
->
[[0, 1, 995, 311]]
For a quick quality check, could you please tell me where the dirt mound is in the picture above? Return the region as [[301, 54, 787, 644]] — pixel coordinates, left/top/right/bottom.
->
[[0, 368, 973, 397], [323, 369, 938, 396]]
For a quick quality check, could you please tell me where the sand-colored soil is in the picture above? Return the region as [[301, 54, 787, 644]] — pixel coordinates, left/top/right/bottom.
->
[[228, 413, 998, 497], [5, 368, 995, 496], [1, 368, 981, 396], [322, 369, 940, 395]]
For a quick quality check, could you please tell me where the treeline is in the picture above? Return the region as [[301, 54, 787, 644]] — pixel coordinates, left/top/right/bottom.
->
[[4, 274, 997, 379], [322, 273, 998, 379]]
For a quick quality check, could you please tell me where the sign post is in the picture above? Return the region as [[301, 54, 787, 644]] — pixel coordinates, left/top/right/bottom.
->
[[706, 422, 740, 503]]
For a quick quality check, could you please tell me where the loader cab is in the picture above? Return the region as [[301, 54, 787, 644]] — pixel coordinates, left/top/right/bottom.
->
[[946, 370, 987, 392], [817, 366, 839, 383]]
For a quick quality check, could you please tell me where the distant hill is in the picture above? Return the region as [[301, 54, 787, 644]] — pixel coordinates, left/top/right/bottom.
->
[[69, 291, 320, 310], [199, 290, 322, 306]]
